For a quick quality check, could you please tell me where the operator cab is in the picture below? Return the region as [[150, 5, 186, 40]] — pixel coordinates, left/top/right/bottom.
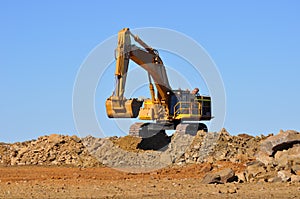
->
[[170, 89, 212, 120]]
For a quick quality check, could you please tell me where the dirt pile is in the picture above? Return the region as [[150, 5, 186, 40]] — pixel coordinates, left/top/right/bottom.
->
[[178, 129, 263, 164], [1, 129, 300, 183], [243, 130, 300, 183], [82, 132, 195, 172], [0, 134, 100, 167], [110, 135, 142, 152], [180, 129, 300, 183]]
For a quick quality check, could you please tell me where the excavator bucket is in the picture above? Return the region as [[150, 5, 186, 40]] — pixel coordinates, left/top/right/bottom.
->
[[105, 96, 143, 118]]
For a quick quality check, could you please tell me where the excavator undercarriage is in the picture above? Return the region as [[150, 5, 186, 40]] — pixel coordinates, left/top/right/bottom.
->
[[129, 122, 208, 138]]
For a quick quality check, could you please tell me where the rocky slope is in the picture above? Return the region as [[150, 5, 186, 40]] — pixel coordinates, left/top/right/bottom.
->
[[0, 134, 100, 167], [0, 129, 299, 183]]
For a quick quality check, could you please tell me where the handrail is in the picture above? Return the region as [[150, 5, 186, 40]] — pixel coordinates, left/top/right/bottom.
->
[[173, 101, 201, 116]]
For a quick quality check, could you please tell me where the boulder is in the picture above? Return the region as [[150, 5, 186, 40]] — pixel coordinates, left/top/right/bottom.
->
[[256, 151, 274, 165], [245, 161, 267, 182], [274, 146, 300, 171], [236, 172, 246, 183], [277, 170, 292, 182], [201, 173, 222, 184], [260, 130, 300, 156], [201, 168, 236, 184]]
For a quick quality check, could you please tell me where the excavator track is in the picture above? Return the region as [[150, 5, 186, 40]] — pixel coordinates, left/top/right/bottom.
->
[[130, 122, 207, 138], [129, 122, 147, 137], [129, 122, 171, 150], [176, 123, 208, 136], [129, 122, 164, 138], [128, 122, 207, 151]]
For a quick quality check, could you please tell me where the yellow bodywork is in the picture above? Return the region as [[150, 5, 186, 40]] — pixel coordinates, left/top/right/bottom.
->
[[138, 99, 168, 121], [106, 97, 143, 118]]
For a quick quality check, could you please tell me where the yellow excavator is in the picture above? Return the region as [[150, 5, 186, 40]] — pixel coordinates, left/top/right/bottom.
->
[[106, 28, 212, 138]]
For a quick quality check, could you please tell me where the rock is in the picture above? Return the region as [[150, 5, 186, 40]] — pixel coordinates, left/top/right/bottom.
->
[[1, 134, 102, 167], [258, 178, 266, 183], [291, 175, 300, 182], [71, 135, 81, 143], [236, 154, 251, 163], [246, 161, 267, 181], [218, 168, 236, 183], [274, 146, 300, 171], [292, 164, 300, 174], [201, 173, 221, 184], [173, 128, 262, 165], [256, 151, 274, 166], [218, 187, 237, 194], [2, 129, 300, 183], [237, 133, 254, 139], [82, 132, 201, 171], [159, 153, 172, 165], [274, 150, 288, 168], [236, 172, 246, 183], [260, 130, 300, 156], [228, 188, 237, 194], [194, 132, 220, 163], [199, 163, 212, 173], [201, 168, 236, 184], [277, 170, 292, 182], [268, 177, 282, 183], [48, 134, 63, 145], [205, 156, 214, 164], [166, 132, 194, 164]]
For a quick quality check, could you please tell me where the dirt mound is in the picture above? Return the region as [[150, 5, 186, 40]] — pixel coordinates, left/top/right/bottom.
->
[[1, 129, 300, 183], [0, 134, 101, 167], [110, 135, 142, 152], [177, 128, 264, 165], [245, 130, 300, 183], [110, 132, 171, 151]]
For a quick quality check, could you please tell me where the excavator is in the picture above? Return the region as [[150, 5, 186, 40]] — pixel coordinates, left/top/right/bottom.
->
[[106, 28, 212, 138]]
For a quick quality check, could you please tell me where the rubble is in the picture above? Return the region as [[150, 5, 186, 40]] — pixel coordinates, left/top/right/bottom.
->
[[0, 129, 299, 184], [82, 132, 195, 172], [181, 128, 262, 164], [0, 134, 101, 167]]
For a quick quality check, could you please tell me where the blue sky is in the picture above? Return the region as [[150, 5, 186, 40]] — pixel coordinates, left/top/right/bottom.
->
[[1, 1, 299, 142]]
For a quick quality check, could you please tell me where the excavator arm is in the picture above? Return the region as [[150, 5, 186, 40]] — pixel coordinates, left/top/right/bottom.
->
[[106, 28, 172, 118], [130, 45, 171, 102]]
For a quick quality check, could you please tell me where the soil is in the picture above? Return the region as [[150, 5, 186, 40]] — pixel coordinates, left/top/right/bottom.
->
[[0, 165, 299, 199], [110, 136, 142, 152], [1, 130, 300, 198]]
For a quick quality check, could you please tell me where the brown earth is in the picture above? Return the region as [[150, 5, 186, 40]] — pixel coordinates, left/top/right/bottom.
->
[[110, 135, 142, 152], [0, 165, 299, 198], [1, 129, 300, 198]]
